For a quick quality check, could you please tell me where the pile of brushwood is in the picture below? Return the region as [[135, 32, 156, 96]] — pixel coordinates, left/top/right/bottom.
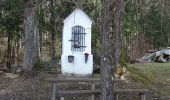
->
[[138, 47, 170, 63]]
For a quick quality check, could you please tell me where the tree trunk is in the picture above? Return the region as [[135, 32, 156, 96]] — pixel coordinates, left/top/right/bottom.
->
[[100, 0, 115, 100], [23, 0, 40, 72], [6, 32, 12, 69], [100, 0, 124, 100], [16, 40, 20, 65], [114, 0, 124, 65], [50, 0, 57, 63]]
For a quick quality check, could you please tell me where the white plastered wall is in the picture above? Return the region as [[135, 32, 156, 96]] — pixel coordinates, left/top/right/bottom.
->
[[61, 9, 93, 75]]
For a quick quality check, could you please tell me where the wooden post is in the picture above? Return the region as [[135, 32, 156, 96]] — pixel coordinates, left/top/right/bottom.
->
[[60, 97, 64, 100], [116, 94, 119, 100], [52, 83, 57, 100], [139, 93, 146, 100], [88, 83, 95, 100]]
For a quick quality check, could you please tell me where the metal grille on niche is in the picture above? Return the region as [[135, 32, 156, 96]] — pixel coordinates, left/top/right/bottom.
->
[[70, 25, 86, 51]]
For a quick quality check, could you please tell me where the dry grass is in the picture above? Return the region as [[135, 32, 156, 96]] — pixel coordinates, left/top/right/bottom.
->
[[129, 62, 170, 98]]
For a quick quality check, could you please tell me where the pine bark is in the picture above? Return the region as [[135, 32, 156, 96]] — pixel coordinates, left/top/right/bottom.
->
[[114, 0, 124, 65], [50, 0, 56, 62], [23, 0, 40, 72], [100, 0, 115, 100], [100, 0, 124, 100]]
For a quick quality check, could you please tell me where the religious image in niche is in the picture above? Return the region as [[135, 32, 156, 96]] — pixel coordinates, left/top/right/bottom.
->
[[74, 33, 80, 48]]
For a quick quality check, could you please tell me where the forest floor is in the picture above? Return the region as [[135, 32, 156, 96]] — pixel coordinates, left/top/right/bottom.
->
[[0, 71, 55, 100], [0, 63, 170, 100]]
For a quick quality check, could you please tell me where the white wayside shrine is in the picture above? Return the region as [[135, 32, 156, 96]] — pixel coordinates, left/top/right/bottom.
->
[[61, 9, 93, 75]]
